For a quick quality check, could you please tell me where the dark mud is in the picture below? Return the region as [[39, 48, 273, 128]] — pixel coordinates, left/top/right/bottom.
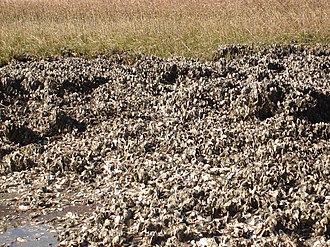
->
[[0, 44, 329, 246]]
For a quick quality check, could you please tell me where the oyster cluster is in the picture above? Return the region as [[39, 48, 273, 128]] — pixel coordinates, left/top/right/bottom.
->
[[0, 45, 329, 246]]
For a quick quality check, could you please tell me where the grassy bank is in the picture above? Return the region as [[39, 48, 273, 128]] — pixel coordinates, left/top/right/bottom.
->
[[1, 0, 330, 63]]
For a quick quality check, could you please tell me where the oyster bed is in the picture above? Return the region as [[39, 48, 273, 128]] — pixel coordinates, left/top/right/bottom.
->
[[0, 45, 330, 246]]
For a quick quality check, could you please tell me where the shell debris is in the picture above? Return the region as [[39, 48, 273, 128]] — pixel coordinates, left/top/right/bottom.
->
[[0, 45, 330, 246]]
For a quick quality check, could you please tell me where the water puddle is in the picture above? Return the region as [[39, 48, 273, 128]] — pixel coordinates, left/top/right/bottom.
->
[[0, 191, 94, 246], [0, 224, 58, 247]]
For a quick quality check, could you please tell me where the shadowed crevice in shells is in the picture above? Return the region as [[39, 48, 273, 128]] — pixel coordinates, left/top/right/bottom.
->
[[0, 78, 29, 99], [172, 229, 222, 243], [325, 222, 330, 240], [273, 216, 317, 240], [6, 123, 40, 146], [45, 110, 86, 137], [161, 64, 178, 84], [144, 142, 156, 153], [57, 77, 109, 97], [320, 60, 330, 73], [0, 147, 12, 160], [246, 82, 285, 120], [149, 234, 171, 245], [2, 151, 36, 173], [274, 218, 292, 236], [267, 62, 285, 72], [253, 99, 276, 120], [296, 91, 330, 123], [296, 218, 316, 240]]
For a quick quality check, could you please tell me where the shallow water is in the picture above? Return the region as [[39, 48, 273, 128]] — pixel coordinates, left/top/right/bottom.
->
[[0, 224, 58, 247]]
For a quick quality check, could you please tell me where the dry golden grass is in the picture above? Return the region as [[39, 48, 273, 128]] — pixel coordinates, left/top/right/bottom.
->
[[1, 0, 330, 62]]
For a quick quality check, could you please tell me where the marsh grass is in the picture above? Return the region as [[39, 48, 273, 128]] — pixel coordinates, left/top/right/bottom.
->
[[1, 0, 330, 63]]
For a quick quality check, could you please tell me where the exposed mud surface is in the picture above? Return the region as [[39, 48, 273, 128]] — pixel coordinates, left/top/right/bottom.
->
[[0, 45, 330, 246]]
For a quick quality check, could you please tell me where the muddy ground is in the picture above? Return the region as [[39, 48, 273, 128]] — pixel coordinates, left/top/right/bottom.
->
[[0, 45, 329, 246]]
